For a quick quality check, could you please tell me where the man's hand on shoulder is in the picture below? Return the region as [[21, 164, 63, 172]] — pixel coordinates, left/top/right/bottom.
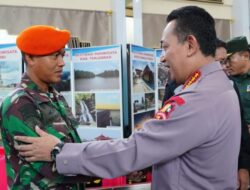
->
[[14, 126, 61, 162]]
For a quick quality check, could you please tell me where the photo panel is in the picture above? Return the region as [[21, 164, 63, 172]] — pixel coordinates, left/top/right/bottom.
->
[[129, 44, 156, 132], [72, 45, 124, 139], [72, 45, 121, 92], [0, 44, 22, 104]]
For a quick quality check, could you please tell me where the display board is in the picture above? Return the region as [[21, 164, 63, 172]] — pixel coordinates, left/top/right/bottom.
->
[[0, 44, 22, 104], [0, 44, 22, 145], [72, 45, 123, 141], [128, 44, 156, 132]]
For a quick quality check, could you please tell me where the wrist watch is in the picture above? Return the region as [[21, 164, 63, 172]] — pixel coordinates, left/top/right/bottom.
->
[[51, 141, 65, 161]]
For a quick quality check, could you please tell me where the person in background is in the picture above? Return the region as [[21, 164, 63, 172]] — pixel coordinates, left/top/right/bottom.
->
[[225, 36, 250, 190], [0, 25, 92, 189], [215, 38, 227, 63], [15, 6, 241, 190]]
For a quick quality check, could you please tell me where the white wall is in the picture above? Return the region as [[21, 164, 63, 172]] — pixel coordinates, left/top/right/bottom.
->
[[0, 0, 239, 42], [0, 0, 112, 11], [0, 0, 233, 20], [231, 0, 250, 40], [142, 0, 233, 20]]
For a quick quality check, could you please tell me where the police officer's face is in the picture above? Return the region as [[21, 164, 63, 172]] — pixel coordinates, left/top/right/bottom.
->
[[160, 21, 190, 84], [225, 51, 250, 75], [27, 49, 65, 89]]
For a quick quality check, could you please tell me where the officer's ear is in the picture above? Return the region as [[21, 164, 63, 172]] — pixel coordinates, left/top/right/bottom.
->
[[24, 54, 36, 66], [186, 35, 198, 57]]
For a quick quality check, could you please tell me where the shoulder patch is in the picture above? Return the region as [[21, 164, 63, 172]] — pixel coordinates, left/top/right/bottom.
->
[[155, 96, 185, 120]]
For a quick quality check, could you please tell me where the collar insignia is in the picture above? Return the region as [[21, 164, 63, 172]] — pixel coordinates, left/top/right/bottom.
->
[[183, 71, 201, 90]]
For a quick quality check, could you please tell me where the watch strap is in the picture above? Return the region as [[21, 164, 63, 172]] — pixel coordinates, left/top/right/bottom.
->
[[51, 141, 65, 161]]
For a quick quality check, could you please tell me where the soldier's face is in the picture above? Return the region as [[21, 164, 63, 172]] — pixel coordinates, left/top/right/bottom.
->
[[225, 51, 250, 75], [28, 49, 65, 85], [160, 21, 190, 84]]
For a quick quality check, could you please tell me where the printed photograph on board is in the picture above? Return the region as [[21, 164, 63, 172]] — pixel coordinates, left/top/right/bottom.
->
[[133, 93, 155, 113], [75, 92, 96, 126], [145, 92, 155, 111], [132, 61, 155, 93], [73, 46, 121, 91], [77, 127, 122, 141], [133, 93, 146, 113], [95, 92, 121, 128]]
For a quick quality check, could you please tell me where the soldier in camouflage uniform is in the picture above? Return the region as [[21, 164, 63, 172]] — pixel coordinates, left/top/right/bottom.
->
[[0, 25, 89, 189]]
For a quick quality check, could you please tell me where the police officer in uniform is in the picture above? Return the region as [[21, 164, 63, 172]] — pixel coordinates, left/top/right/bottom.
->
[[0, 25, 91, 189], [15, 6, 241, 190]]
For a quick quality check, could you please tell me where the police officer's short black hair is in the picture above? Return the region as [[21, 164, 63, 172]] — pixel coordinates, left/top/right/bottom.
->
[[167, 6, 217, 57]]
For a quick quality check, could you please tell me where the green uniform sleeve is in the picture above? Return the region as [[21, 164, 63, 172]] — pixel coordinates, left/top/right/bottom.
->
[[1, 95, 89, 188], [2, 96, 65, 186]]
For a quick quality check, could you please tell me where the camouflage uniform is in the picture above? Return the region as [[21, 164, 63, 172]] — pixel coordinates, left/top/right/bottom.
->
[[0, 73, 86, 190]]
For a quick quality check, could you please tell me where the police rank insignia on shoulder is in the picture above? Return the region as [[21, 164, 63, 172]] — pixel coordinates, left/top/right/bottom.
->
[[155, 96, 185, 120], [182, 71, 201, 89]]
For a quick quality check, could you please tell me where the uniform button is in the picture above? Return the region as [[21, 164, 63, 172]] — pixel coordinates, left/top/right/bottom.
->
[[63, 160, 68, 165]]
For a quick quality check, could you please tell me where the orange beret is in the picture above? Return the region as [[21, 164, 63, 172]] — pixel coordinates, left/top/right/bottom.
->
[[16, 25, 70, 55]]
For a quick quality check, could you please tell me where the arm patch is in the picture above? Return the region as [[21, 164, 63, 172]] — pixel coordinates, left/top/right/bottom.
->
[[155, 96, 185, 120]]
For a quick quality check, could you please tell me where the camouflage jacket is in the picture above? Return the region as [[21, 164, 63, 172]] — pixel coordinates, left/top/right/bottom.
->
[[0, 73, 88, 190]]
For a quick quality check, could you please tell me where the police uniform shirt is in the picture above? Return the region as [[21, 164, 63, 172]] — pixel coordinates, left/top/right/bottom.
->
[[56, 62, 241, 190]]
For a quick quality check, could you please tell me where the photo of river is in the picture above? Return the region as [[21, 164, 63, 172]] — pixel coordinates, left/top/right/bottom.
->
[[74, 60, 120, 91]]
